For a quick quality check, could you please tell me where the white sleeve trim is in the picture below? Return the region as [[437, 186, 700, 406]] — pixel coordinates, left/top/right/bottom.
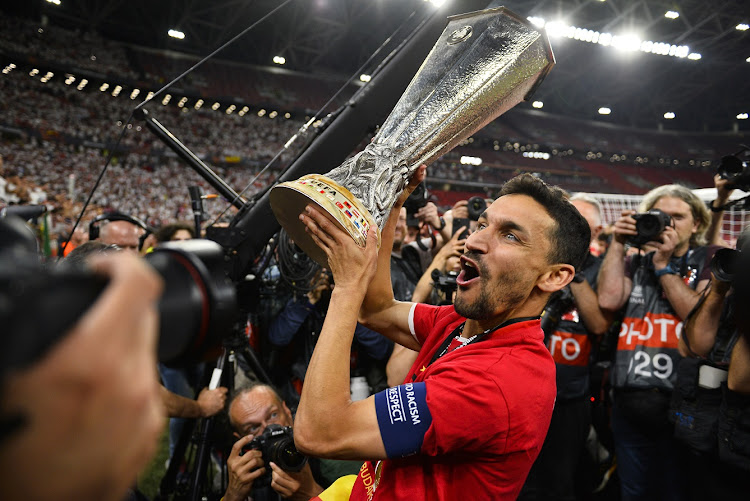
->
[[408, 303, 418, 344]]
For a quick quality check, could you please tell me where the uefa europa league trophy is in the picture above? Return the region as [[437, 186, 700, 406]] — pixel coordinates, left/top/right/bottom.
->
[[270, 7, 554, 266]]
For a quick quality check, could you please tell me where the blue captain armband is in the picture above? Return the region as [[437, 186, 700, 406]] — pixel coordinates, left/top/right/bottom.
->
[[373, 382, 433, 458]]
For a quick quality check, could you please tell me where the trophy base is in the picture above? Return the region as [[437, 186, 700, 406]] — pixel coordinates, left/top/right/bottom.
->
[[269, 174, 380, 267]]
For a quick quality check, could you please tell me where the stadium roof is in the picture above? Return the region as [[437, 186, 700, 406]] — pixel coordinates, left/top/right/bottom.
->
[[11, 0, 750, 132]]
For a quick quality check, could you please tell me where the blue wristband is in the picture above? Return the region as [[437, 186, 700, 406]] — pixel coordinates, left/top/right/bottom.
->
[[654, 262, 679, 278]]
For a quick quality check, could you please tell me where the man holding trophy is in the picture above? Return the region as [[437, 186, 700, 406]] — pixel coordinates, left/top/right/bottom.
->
[[269, 7, 591, 500]]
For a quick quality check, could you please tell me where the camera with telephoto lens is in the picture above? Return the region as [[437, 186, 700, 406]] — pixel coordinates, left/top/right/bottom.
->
[[466, 196, 487, 221], [0, 214, 238, 373], [717, 154, 750, 192], [627, 209, 673, 247], [240, 424, 307, 485]]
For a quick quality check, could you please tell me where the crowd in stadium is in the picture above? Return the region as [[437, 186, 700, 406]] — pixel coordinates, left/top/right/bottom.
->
[[2, 8, 750, 501]]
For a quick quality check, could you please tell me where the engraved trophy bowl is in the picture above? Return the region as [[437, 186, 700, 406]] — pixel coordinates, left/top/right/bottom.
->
[[270, 6, 554, 267]]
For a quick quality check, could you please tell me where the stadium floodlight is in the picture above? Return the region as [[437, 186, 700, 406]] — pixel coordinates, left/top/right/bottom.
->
[[738, 113, 749, 120], [527, 16, 545, 28], [460, 156, 482, 166], [162, 94, 171, 105], [532, 101, 543, 109], [168, 29, 185, 40], [226, 105, 236, 115], [747, 57, 750, 63], [99, 83, 109, 92], [737, 23, 749, 31], [64, 75, 75, 85], [130, 89, 140, 100], [688, 53, 702, 60], [664, 112, 675, 119], [284, 112, 291, 119], [45, 0, 61, 5], [598, 107, 611, 115], [258, 109, 266, 117], [77, 79, 88, 90], [272, 56, 286, 65], [211, 102, 220, 111], [529, 17, 689, 59], [194, 99, 203, 109], [665, 11, 679, 19], [424, 0, 447, 6], [29, 68, 39, 77], [359, 74, 371, 82], [112, 85, 122, 97], [269, 111, 278, 118]]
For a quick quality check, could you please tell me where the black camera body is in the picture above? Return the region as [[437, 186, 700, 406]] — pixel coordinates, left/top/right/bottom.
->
[[431, 269, 458, 298], [402, 183, 429, 216], [0, 215, 238, 372], [540, 286, 576, 337], [718, 154, 750, 192], [240, 424, 307, 485], [628, 209, 673, 247], [466, 196, 487, 221]]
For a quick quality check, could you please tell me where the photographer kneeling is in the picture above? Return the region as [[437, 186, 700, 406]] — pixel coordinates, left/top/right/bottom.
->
[[224, 384, 324, 501]]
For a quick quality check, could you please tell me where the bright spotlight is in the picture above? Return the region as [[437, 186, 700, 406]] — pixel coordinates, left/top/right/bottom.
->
[[664, 112, 675, 119], [168, 29, 185, 40], [45, 0, 61, 5], [737, 23, 749, 31], [532, 101, 544, 109], [460, 156, 482, 166], [273, 56, 286, 65], [359, 74, 371, 82], [527, 17, 545, 28], [665, 11, 679, 19], [738, 113, 749, 120], [598, 107, 611, 115], [688, 53, 702, 60]]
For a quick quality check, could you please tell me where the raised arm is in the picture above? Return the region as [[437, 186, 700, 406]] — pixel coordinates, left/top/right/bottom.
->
[[706, 174, 734, 247], [597, 211, 635, 311], [294, 205, 387, 459], [570, 278, 613, 335], [358, 167, 428, 351], [679, 278, 731, 357]]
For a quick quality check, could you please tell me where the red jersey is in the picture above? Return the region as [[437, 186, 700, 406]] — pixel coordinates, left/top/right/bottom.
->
[[349, 304, 557, 500]]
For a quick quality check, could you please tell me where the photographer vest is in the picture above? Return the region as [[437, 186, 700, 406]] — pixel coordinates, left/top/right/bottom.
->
[[613, 247, 713, 392], [546, 253, 602, 400]]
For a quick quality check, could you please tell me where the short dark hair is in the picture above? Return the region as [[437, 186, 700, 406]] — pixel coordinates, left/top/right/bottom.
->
[[155, 222, 194, 243], [63, 241, 121, 267], [498, 174, 590, 270]]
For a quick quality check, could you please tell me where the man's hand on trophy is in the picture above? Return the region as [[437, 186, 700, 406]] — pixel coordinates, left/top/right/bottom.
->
[[300, 205, 378, 292], [395, 165, 427, 208]]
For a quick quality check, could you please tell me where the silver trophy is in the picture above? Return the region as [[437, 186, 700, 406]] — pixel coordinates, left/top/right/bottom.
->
[[270, 7, 554, 266]]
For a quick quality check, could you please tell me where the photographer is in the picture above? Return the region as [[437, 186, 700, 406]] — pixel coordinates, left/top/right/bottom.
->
[[0, 252, 164, 501], [224, 385, 326, 501], [597, 184, 717, 500], [267, 267, 393, 407], [521, 194, 613, 501], [674, 229, 750, 495]]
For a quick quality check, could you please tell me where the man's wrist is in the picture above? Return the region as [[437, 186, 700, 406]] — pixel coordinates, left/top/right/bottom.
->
[[709, 199, 727, 213], [654, 262, 679, 278]]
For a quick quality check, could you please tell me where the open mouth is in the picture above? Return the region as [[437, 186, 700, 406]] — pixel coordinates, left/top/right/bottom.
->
[[457, 256, 480, 286]]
